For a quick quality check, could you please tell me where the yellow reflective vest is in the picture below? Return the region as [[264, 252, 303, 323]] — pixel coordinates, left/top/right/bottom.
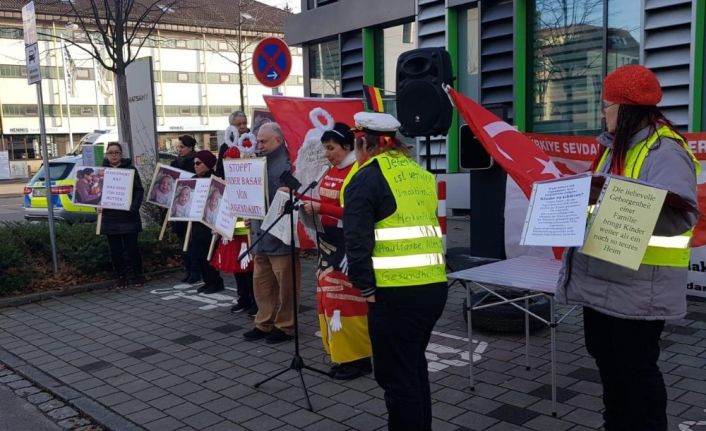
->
[[595, 125, 700, 267], [359, 152, 447, 287], [235, 219, 248, 236]]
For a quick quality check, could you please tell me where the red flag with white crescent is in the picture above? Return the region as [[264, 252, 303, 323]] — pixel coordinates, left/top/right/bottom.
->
[[447, 87, 563, 197]]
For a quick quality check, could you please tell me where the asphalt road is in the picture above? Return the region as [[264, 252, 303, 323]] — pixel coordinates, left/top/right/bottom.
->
[[0, 196, 24, 223]]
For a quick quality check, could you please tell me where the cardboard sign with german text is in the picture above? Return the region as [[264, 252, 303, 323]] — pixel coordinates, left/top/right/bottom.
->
[[581, 177, 666, 270]]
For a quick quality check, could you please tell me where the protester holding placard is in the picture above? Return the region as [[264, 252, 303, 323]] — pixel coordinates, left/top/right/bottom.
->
[[343, 113, 447, 431], [99, 143, 145, 288], [215, 111, 250, 178], [211, 146, 257, 316], [557, 65, 700, 431], [242, 122, 300, 344], [298, 122, 372, 380], [190, 150, 225, 295], [171, 135, 199, 284]]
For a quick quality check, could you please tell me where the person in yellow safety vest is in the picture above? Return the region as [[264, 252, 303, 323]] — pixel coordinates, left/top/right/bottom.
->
[[557, 64, 699, 431], [343, 112, 447, 431]]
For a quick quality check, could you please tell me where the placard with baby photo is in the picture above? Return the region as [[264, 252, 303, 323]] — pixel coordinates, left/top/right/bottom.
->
[[146, 164, 192, 208]]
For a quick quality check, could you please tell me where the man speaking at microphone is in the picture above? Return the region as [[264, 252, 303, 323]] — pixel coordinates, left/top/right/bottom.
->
[[242, 122, 301, 344]]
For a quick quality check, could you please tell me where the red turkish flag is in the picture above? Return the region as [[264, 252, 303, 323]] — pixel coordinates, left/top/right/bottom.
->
[[264, 96, 364, 163], [447, 88, 563, 198], [448, 88, 566, 258]]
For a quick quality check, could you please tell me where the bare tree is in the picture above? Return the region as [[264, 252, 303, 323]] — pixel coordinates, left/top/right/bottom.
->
[[39, 0, 182, 159], [204, 0, 268, 113]]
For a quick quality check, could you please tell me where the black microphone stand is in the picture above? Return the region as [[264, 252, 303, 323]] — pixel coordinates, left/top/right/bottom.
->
[[237, 171, 329, 412]]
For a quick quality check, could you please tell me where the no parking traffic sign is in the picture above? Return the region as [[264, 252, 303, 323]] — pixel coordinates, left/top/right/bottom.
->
[[252, 37, 291, 88]]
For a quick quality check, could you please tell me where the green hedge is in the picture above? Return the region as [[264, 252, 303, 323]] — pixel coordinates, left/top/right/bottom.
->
[[0, 222, 180, 296]]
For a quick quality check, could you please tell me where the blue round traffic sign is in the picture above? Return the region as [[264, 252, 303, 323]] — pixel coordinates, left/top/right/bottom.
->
[[252, 37, 291, 88]]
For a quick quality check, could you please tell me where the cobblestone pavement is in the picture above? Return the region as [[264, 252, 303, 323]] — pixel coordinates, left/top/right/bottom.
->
[[0, 225, 705, 430], [0, 363, 103, 430]]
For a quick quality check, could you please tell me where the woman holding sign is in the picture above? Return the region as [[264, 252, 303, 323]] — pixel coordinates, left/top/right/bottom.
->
[[299, 122, 372, 380], [99, 143, 145, 288], [211, 146, 256, 315], [557, 65, 700, 431], [190, 150, 225, 295]]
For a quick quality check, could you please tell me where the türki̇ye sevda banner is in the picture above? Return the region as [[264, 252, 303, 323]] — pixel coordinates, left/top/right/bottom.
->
[[511, 131, 706, 299]]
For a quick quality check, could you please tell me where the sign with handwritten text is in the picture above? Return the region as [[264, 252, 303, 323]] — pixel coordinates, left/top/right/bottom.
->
[[223, 158, 267, 219], [581, 177, 666, 270]]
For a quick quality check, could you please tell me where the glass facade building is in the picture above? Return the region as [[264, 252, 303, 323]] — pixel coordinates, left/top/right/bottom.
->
[[286, 0, 705, 177]]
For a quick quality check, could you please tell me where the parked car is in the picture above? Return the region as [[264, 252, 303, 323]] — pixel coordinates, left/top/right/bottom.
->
[[24, 129, 176, 222], [23, 154, 96, 222]]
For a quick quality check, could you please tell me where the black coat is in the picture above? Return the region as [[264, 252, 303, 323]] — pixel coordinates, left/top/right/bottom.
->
[[100, 158, 144, 235], [214, 142, 229, 179], [191, 169, 216, 244], [171, 152, 196, 173]]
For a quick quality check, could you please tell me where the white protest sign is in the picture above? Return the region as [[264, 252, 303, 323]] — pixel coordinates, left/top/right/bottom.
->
[[101, 168, 135, 210], [520, 173, 591, 247], [147, 164, 192, 208], [169, 178, 210, 221], [261, 190, 299, 247], [73, 166, 134, 211], [0, 151, 10, 180], [224, 158, 267, 220], [201, 176, 235, 239]]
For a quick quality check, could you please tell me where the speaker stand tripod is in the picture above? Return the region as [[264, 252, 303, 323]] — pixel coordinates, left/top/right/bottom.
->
[[241, 173, 329, 412]]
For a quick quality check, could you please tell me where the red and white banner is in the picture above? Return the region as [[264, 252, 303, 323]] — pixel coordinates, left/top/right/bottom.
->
[[264, 96, 364, 164], [264, 96, 364, 249]]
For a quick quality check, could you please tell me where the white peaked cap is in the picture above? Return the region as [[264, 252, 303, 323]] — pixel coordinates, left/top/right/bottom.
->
[[353, 112, 401, 134]]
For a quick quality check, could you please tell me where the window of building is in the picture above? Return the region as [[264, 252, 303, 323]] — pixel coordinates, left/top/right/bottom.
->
[[180, 106, 192, 115], [219, 74, 230, 83], [531, 0, 641, 135], [218, 41, 228, 51], [308, 38, 341, 96], [176, 39, 187, 48], [376, 21, 417, 97], [76, 68, 90, 79], [177, 72, 189, 82], [458, 7, 480, 102]]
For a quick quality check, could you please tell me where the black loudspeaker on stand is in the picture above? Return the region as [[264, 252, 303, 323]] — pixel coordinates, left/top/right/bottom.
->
[[237, 170, 329, 412], [396, 47, 453, 138], [396, 47, 454, 171]]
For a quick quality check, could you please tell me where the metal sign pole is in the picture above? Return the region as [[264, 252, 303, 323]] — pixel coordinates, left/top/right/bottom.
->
[[37, 82, 59, 273], [24, 1, 58, 274]]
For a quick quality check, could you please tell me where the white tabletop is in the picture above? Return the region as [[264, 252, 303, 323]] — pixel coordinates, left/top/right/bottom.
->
[[448, 255, 562, 294]]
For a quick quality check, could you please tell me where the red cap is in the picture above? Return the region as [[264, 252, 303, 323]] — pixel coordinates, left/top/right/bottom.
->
[[603, 65, 662, 106], [195, 150, 217, 169]]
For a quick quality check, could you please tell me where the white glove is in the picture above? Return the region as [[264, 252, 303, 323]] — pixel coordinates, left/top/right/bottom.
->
[[239, 242, 251, 270], [330, 309, 343, 332]]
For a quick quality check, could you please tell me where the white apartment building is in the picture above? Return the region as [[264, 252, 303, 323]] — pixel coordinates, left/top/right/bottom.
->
[[0, 1, 303, 169]]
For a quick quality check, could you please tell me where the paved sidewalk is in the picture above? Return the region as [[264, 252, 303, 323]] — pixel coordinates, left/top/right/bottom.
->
[[0, 220, 705, 430], [0, 179, 25, 198]]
